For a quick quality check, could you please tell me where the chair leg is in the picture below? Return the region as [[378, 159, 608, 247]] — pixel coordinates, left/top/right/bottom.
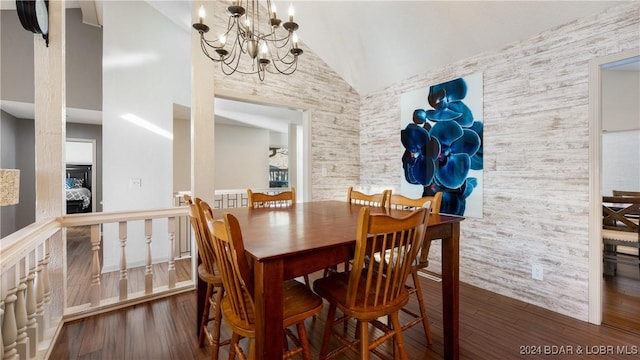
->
[[296, 322, 312, 360], [359, 320, 370, 360], [320, 304, 337, 360], [229, 333, 240, 360], [389, 313, 408, 360], [199, 283, 214, 347], [411, 269, 432, 344], [210, 286, 224, 360], [248, 338, 255, 360]]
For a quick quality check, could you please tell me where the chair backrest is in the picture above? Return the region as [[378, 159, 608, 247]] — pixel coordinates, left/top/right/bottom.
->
[[602, 196, 640, 234], [187, 198, 217, 276], [612, 190, 640, 197], [247, 188, 296, 208], [346, 206, 428, 309], [347, 187, 390, 208], [183, 193, 193, 205], [386, 192, 442, 214], [204, 210, 255, 328]]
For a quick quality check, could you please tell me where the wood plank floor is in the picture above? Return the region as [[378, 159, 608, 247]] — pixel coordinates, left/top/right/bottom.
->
[[53, 227, 640, 359], [51, 271, 640, 359]]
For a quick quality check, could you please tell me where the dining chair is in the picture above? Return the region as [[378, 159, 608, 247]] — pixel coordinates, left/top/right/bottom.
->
[[313, 206, 429, 360], [346, 186, 390, 208], [613, 190, 640, 197], [247, 187, 296, 208], [246, 187, 310, 288], [185, 195, 227, 360], [385, 192, 442, 344], [204, 209, 323, 360], [602, 195, 640, 276], [322, 187, 392, 278]]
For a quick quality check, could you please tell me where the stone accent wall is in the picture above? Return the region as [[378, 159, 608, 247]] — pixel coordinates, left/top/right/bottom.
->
[[360, 3, 639, 321], [209, 2, 360, 201]]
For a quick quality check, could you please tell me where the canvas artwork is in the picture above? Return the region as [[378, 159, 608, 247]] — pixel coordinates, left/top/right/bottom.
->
[[400, 73, 483, 218]]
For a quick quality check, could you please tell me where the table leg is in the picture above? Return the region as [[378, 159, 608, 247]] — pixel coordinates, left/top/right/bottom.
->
[[253, 259, 285, 359], [441, 222, 460, 360]]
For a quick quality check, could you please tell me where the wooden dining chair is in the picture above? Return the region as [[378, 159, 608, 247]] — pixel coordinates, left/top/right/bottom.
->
[[613, 190, 640, 197], [602, 195, 640, 276], [247, 187, 296, 208], [385, 192, 442, 345], [204, 210, 323, 360], [313, 206, 429, 360], [246, 187, 310, 287], [185, 196, 228, 360], [347, 186, 390, 208]]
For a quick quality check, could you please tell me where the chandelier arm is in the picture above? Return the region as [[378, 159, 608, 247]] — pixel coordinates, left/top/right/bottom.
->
[[268, 42, 297, 63], [221, 43, 244, 75], [268, 58, 298, 75], [262, 32, 293, 45], [234, 20, 250, 56], [200, 38, 223, 62]]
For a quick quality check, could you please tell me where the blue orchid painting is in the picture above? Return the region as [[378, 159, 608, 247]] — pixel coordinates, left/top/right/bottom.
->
[[401, 76, 483, 216]]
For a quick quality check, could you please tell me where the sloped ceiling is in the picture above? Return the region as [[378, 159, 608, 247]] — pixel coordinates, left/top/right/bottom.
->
[[0, 0, 630, 126], [150, 0, 627, 95]]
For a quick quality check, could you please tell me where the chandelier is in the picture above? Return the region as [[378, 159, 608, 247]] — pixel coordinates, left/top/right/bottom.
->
[[193, 1, 303, 81]]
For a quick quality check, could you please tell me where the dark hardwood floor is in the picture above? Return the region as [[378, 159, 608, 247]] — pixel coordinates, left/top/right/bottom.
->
[[54, 227, 639, 359], [603, 262, 640, 333], [51, 271, 640, 359]]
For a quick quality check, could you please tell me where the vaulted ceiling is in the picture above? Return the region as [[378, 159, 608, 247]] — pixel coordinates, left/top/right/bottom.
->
[[150, 0, 627, 95], [0, 0, 630, 128]]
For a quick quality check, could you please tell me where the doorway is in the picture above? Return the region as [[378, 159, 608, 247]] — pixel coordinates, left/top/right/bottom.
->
[[172, 96, 310, 200], [588, 48, 640, 329], [65, 138, 97, 213]]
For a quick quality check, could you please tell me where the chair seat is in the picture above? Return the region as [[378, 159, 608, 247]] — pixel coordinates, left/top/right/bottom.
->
[[602, 229, 639, 243], [221, 279, 323, 336], [314, 272, 409, 321]]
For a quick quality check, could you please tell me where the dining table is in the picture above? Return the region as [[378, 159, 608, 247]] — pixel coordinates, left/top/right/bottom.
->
[[196, 200, 464, 359]]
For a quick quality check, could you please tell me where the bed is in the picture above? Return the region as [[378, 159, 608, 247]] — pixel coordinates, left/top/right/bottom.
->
[[66, 164, 92, 213]]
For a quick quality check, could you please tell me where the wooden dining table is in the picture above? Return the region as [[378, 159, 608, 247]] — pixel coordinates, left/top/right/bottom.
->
[[196, 200, 464, 359]]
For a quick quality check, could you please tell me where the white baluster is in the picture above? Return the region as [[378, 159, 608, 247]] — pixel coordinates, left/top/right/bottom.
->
[[42, 239, 51, 305], [35, 246, 45, 341], [119, 222, 128, 300], [90, 224, 102, 306], [145, 219, 153, 294], [168, 217, 176, 289], [1, 307, 5, 359], [14, 259, 29, 359], [26, 250, 37, 357], [2, 294, 18, 360]]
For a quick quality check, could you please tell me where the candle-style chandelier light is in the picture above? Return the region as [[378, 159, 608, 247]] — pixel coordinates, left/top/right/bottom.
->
[[193, 1, 303, 81]]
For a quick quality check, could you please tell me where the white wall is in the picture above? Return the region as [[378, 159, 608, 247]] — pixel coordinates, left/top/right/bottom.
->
[[102, 1, 190, 270], [174, 120, 272, 192], [602, 68, 640, 195], [173, 117, 190, 193], [602, 130, 640, 195], [65, 141, 93, 164], [359, 2, 639, 321], [602, 70, 640, 132], [215, 124, 270, 189]]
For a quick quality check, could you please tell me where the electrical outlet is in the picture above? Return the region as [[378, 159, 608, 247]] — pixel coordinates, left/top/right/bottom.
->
[[532, 264, 544, 281], [130, 178, 142, 188]]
